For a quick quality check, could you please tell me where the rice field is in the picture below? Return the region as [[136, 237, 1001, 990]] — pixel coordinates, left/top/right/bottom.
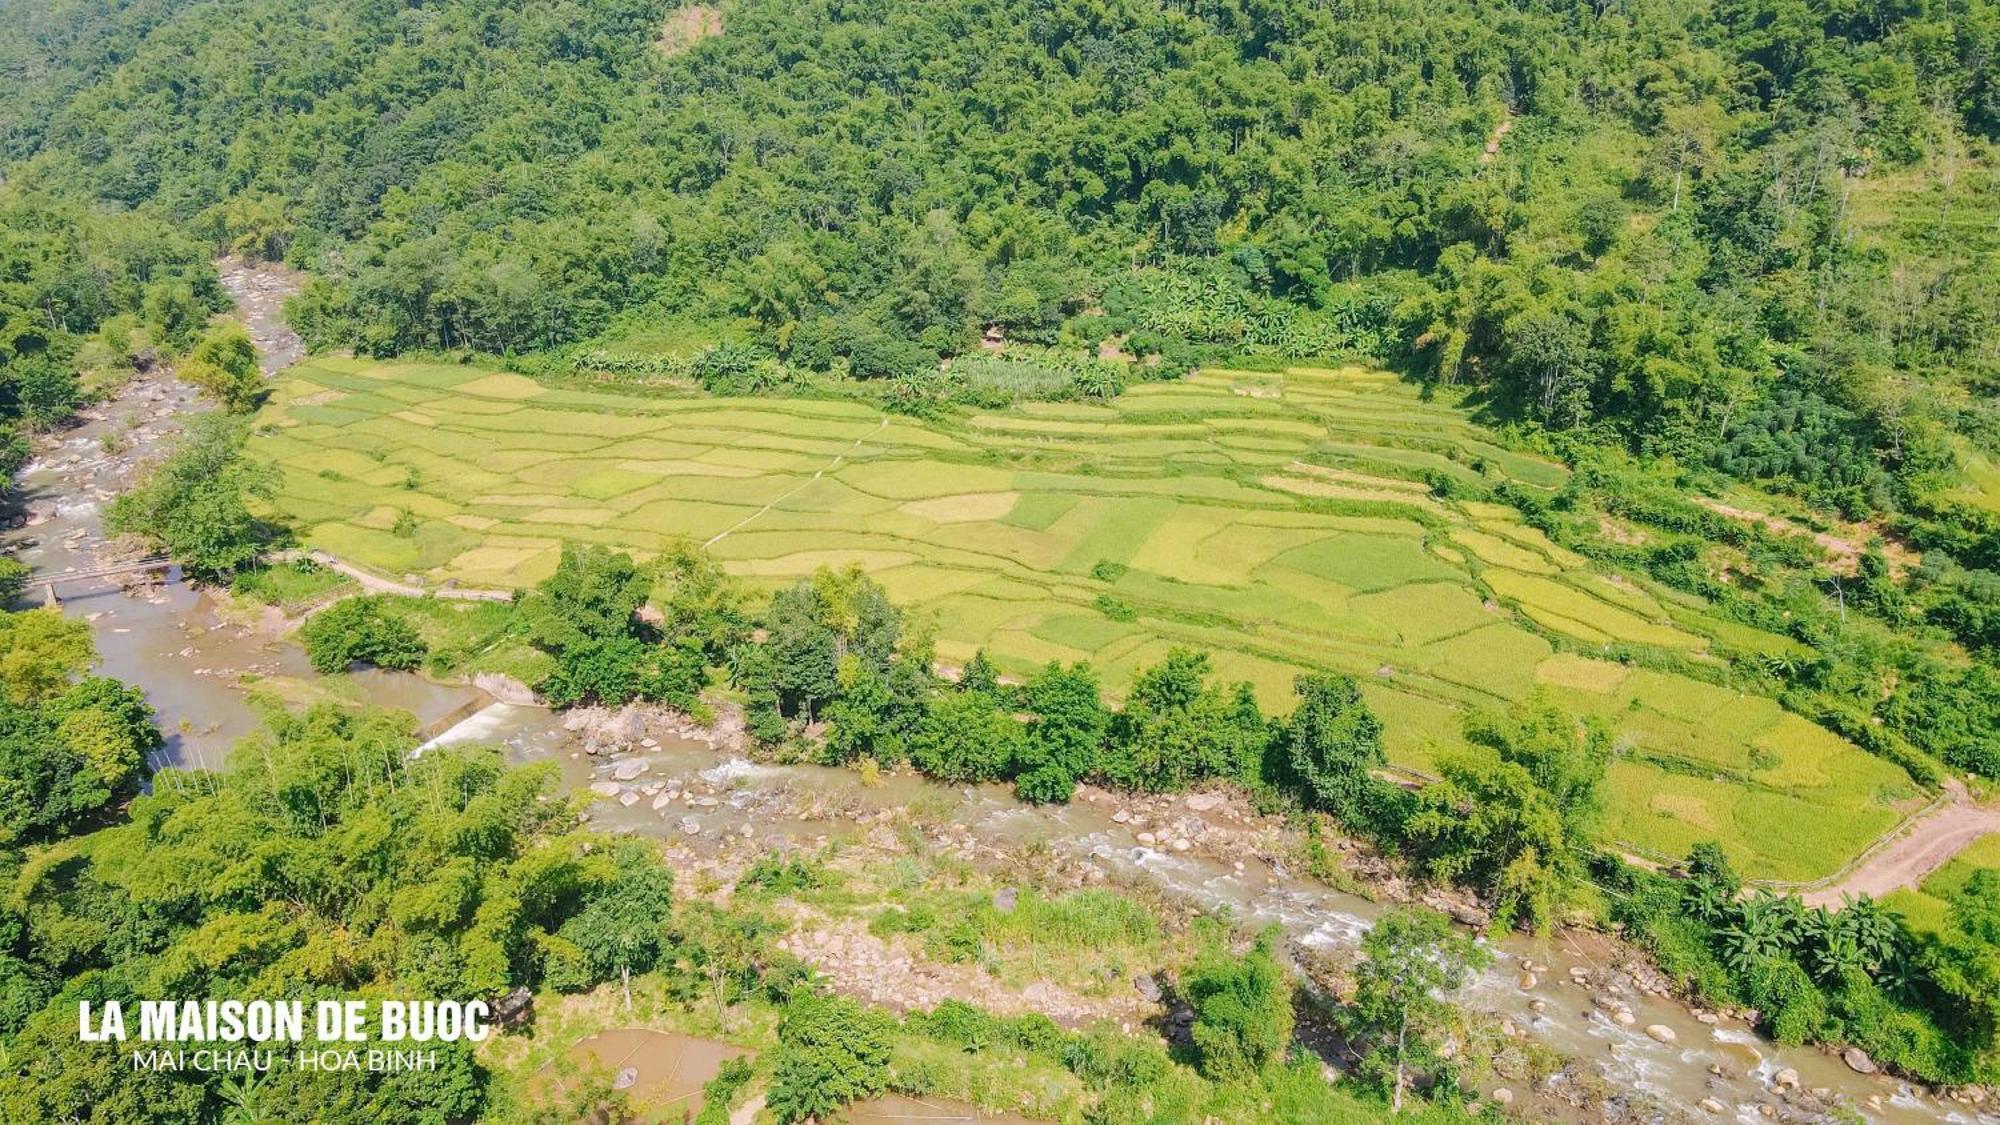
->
[[249, 357, 1921, 881]]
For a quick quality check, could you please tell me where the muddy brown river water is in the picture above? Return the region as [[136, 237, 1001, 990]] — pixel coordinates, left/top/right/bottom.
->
[[0, 262, 1982, 1124]]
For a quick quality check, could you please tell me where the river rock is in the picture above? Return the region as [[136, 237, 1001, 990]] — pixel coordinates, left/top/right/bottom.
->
[[1134, 974, 1162, 1003], [1136, 832, 1157, 846], [618, 791, 640, 806], [1644, 1024, 1676, 1043], [1170, 837, 1190, 852], [612, 759, 648, 781], [1698, 1098, 1725, 1115], [651, 792, 673, 810], [1185, 792, 1224, 812], [679, 817, 701, 834], [1773, 1067, 1799, 1090], [1613, 1009, 1635, 1027], [1842, 1047, 1876, 1074], [1111, 809, 1131, 824], [1517, 971, 1537, 990], [588, 782, 621, 797]]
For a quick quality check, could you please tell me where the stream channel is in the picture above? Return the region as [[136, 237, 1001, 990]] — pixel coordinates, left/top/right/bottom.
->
[[0, 262, 1981, 1124]]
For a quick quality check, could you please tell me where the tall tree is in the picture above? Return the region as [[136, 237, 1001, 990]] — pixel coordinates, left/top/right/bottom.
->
[[1347, 907, 1491, 1114]]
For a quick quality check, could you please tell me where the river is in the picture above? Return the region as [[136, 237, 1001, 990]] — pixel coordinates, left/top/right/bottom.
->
[[0, 261, 1979, 1124]]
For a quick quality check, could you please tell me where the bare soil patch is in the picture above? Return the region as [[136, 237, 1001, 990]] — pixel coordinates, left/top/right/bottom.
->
[[656, 4, 722, 55]]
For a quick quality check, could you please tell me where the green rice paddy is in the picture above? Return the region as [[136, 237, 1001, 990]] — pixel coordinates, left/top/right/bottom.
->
[[250, 357, 1922, 881]]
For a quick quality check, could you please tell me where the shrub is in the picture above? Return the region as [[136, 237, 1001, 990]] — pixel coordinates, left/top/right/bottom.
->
[[1184, 931, 1295, 1082], [300, 597, 426, 673], [767, 994, 893, 1124]]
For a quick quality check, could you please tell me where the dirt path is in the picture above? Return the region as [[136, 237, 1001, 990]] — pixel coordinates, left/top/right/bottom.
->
[[1479, 112, 1514, 166], [1696, 496, 1921, 577], [702, 417, 888, 548], [1802, 784, 2000, 908], [298, 549, 513, 602]]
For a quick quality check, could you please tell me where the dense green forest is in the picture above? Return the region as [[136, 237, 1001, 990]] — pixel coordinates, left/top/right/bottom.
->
[[2, 0, 1995, 514]]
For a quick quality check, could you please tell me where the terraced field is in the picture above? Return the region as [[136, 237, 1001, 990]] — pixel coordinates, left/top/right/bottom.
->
[[249, 357, 1923, 880]]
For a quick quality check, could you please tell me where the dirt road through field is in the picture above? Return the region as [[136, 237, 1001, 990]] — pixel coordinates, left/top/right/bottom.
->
[[1802, 783, 2000, 908]]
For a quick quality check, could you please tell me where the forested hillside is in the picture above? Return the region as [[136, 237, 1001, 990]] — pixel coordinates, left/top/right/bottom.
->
[[1, 0, 1994, 518]]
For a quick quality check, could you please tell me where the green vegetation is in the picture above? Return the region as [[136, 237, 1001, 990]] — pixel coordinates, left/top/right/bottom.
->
[[1347, 907, 1493, 1114], [228, 557, 355, 613], [249, 357, 1919, 881], [3, 0, 1992, 526], [1271, 673, 1394, 834], [8, 0, 2000, 1105], [0, 681, 1482, 1122], [0, 558, 26, 604], [107, 413, 277, 578], [0, 704, 655, 1121], [766, 994, 894, 1124], [1884, 834, 2000, 935], [0, 199, 221, 491], [179, 323, 265, 412], [0, 609, 157, 846], [1406, 693, 1609, 933], [299, 596, 427, 674], [1609, 841, 1996, 1084], [1184, 930, 1295, 1084]]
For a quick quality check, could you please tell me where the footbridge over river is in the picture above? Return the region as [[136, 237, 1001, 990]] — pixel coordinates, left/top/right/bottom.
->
[[17, 555, 174, 607]]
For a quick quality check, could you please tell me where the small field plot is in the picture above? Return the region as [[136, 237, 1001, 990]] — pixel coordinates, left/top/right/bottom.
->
[[251, 359, 1922, 881]]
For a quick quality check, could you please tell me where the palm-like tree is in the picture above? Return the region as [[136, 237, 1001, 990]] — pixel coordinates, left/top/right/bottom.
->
[[1812, 928, 1866, 982], [1843, 897, 1906, 969], [1683, 875, 1735, 924], [1721, 893, 1793, 973]]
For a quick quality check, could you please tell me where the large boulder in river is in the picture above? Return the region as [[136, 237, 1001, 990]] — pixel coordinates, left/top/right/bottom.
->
[[1843, 1047, 1877, 1074], [1644, 1024, 1676, 1043]]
